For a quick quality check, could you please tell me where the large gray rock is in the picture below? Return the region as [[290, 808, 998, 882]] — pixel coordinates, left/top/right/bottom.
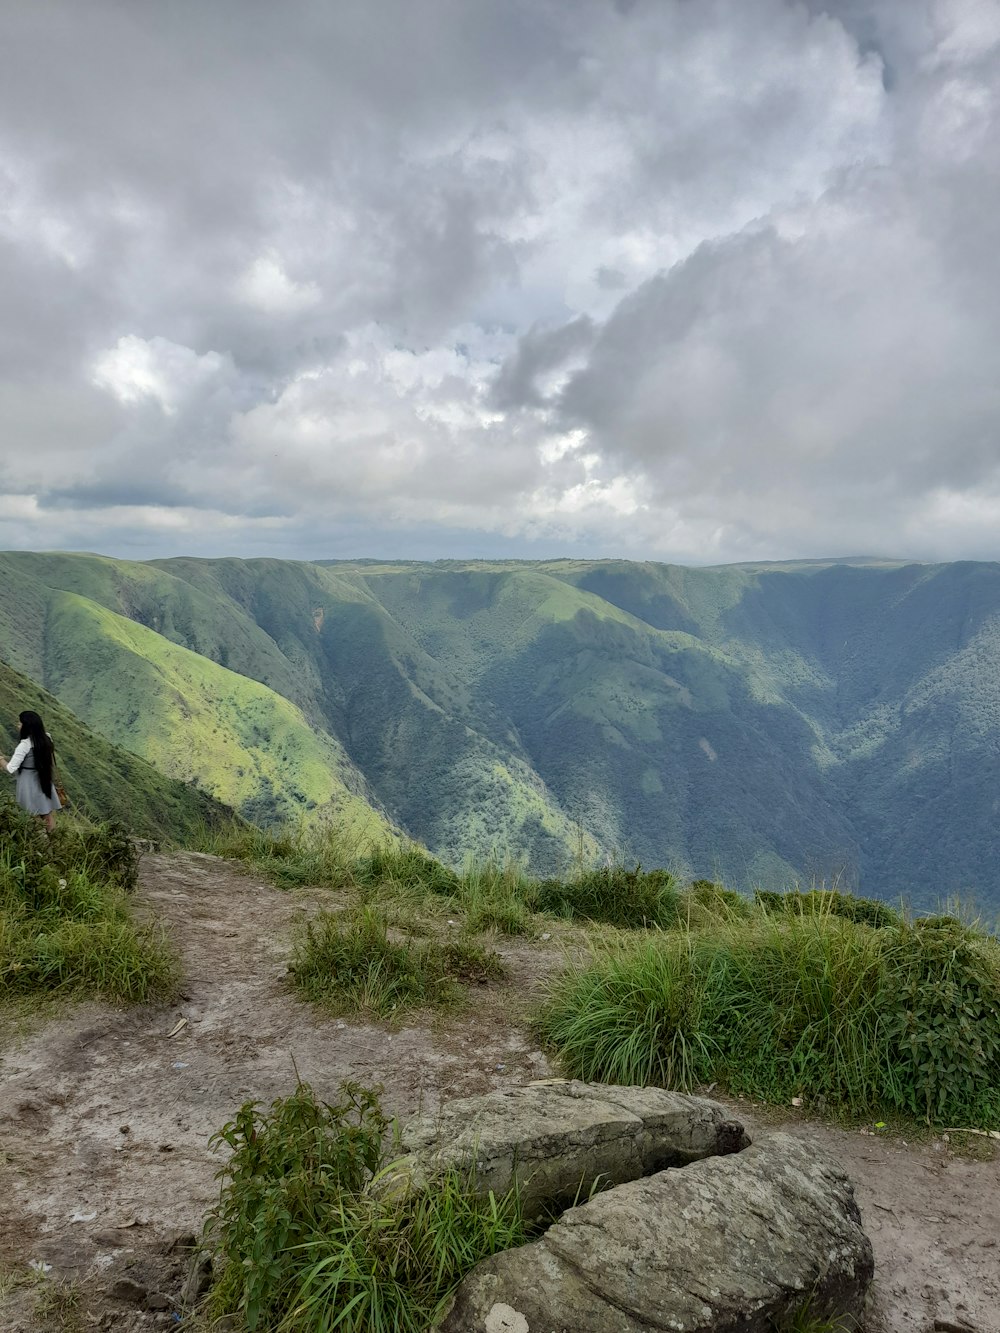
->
[[439, 1132, 874, 1333], [392, 1079, 749, 1214]]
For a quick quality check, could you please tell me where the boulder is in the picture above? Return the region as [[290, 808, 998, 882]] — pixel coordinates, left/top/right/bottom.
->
[[392, 1079, 749, 1214], [439, 1132, 874, 1333]]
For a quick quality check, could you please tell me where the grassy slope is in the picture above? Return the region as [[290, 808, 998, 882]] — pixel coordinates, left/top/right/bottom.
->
[[43, 593, 392, 839], [0, 658, 231, 841]]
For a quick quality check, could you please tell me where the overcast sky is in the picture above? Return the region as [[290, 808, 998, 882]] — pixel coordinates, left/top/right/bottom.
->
[[1, 0, 998, 565]]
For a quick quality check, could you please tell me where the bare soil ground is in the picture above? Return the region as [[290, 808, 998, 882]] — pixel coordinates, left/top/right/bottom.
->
[[0, 851, 997, 1332]]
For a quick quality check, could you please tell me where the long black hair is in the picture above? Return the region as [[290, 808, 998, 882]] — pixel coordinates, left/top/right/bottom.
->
[[19, 710, 55, 800]]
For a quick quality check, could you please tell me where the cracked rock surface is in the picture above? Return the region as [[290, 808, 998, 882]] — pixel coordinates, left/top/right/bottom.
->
[[394, 1078, 750, 1214], [439, 1132, 874, 1333]]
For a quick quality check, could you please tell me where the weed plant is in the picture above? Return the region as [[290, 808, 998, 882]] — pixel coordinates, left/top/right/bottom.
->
[[773, 1305, 855, 1333], [290, 907, 506, 1017], [33, 1277, 84, 1332], [538, 908, 1000, 1128], [0, 797, 175, 1003], [204, 1080, 531, 1333]]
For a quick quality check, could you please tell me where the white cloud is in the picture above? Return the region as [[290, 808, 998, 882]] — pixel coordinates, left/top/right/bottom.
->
[[0, 0, 998, 563], [235, 253, 321, 313], [91, 336, 228, 416]]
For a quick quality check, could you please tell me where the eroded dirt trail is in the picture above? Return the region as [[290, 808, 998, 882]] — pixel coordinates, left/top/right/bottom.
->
[[0, 851, 998, 1332], [0, 852, 544, 1329]]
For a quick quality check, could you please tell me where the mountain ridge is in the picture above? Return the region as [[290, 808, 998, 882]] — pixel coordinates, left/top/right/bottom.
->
[[3, 550, 999, 909]]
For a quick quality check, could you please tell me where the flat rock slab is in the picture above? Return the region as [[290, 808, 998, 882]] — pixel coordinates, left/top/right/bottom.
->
[[440, 1132, 874, 1333], [394, 1079, 749, 1214]]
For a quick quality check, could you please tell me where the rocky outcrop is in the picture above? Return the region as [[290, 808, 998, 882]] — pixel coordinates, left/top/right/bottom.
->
[[392, 1079, 749, 1214], [439, 1131, 874, 1333]]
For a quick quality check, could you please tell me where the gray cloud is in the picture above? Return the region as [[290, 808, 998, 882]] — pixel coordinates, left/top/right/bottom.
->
[[1, 0, 998, 562]]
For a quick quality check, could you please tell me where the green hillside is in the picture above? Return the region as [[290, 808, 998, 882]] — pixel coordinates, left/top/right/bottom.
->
[[0, 658, 231, 841], [4, 551, 1000, 908], [0, 555, 394, 843]]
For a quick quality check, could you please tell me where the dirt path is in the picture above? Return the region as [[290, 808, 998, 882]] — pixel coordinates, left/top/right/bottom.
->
[[1, 852, 998, 1332]]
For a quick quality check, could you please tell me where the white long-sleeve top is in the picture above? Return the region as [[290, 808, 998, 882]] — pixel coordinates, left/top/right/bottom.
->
[[5, 739, 33, 774]]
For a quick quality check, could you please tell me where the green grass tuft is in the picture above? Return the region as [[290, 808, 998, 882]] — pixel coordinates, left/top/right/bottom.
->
[[537, 910, 1000, 1128], [531, 864, 681, 928], [457, 857, 535, 935], [0, 797, 176, 1004], [290, 907, 506, 1017], [353, 843, 461, 896], [754, 887, 901, 930]]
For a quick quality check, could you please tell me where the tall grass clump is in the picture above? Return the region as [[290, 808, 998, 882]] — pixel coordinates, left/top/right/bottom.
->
[[457, 856, 535, 935], [538, 907, 1000, 1128], [290, 907, 506, 1017], [755, 887, 901, 930], [204, 1080, 531, 1333], [0, 797, 175, 1003], [531, 864, 681, 928], [353, 842, 460, 897], [193, 819, 363, 889]]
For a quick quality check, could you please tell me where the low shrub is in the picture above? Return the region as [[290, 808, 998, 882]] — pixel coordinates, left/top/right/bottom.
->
[[290, 907, 506, 1016], [885, 916, 1000, 1124], [538, 910, 1000, 1128], [204, 1080, 531, 1333]]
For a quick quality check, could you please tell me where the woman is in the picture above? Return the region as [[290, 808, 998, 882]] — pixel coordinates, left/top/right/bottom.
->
[[1, 710, 62, 831]]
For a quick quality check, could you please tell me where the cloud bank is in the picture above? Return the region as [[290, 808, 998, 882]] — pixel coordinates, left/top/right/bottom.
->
[[1, 0, 998, 562]]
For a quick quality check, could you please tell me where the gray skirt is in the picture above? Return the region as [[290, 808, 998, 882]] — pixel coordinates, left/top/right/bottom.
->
[[15, 766, 62, 816]]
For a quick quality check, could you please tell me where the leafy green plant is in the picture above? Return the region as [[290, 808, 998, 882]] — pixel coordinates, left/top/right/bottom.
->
[[206, 1081, 387, 1331], [204, 1081, 531, 1333], [884, 916, 1000, 1124]]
